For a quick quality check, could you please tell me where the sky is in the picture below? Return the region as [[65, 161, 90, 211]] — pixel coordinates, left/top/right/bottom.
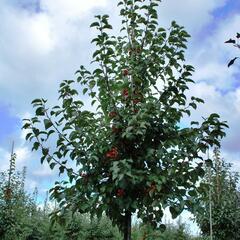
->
[[0, 0, 240, 234]]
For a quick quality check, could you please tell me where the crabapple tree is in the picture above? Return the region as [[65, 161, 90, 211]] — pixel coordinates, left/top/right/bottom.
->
[[23, 0, 228, 239]]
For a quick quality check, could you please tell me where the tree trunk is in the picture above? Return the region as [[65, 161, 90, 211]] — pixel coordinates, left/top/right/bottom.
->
[[124, 210, 131, 240]]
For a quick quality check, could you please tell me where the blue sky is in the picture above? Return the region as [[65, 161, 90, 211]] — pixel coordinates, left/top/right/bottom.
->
[[10, 0, 41, 12], [0, 104, 20, 143], [0, 0, 240, 234], [213, 0, 240, 19]]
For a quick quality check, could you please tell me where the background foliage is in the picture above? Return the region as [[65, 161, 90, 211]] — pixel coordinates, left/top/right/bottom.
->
[[0, 151, 215, 240], [194, 148, 240, 240]]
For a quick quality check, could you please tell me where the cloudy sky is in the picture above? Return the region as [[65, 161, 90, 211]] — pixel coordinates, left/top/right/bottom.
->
[[0, 0, 239, 232]]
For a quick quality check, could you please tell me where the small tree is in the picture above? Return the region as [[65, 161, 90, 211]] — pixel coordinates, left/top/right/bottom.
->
[[23, 0, 227, 239], [195, 148, 240, 240], [0, 144, 19, 240], [0, 146, 37, 240]]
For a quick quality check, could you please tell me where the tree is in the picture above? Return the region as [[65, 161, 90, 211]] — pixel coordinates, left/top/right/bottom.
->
[[0, 144, 22, 240], [194, 148, 240, 240], [23, 0, 228, 239], [0, 145, 38, 240]]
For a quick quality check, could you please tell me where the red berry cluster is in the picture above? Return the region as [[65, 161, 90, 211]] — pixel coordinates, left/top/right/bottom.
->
[[144, 182, 156, 195], [116, 188, 125, 197], [150, 182, 156, 190], [109, 111, 117, 118], [123, 69, 129, 76], [106, 147, 118, 159], [122, 88, 129, 98], [112, 125, 121, 133], [133, 98, 140, 104]]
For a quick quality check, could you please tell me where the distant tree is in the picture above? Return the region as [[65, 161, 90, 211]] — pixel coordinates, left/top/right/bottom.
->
[[195, 148, 240, 240], [51, 211, 122, 240], [0, 145, 20, 239], [132, 221, 193, 240], [0, 145, 35, 240], [23, 0, 227, 239]]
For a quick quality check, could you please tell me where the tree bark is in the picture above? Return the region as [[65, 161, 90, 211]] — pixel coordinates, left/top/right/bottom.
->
[[124, 210, 131, 240]]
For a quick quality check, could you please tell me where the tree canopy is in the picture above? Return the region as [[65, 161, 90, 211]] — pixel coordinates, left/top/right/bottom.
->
[[23, 0, 228, 238]]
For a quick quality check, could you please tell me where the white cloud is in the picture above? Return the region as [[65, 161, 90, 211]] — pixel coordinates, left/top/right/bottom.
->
[[234, 89, 240, 113], [180, 11, 240, 163], [32, 162, 56, 177], [15, 146, 31, 165], [25, 178, 38, 191], [189, 14, 240, 90], [0, 148, 11, 171], [193, 62, 238, 90], [183, 81, 240, 167], [27, 14, 55, 54], [158, 0, 227, 33], [0, 0, 113, 115], [0, 145, 31, 171], [0, 0, 231, 115], [41, 0, 109, 21], [221, 150, 240, 170]]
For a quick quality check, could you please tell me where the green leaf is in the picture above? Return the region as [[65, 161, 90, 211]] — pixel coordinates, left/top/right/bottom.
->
[[42, 147, 49, 156], [205, 159, 213, 168], [209, 113, 220, 119], [35, 107, 45, 116], [40, 155, 46, 164], [228, 57, 238, 67], [103, 24, 112, 29], [189, 102, 197, 110], [59, 165, 65, 175], [47, 129, 55, 139], [32, 142, 40, 151], [89, 80, 96, 89], [159, 224, 166, 232], [25, 132, 32, 140], [117, 1, 123, 6], [83, 88, 88, 95], [189, 190, 197, 197], [91, 100, 97, 106], [93, 50, 102, 58], [191, 121, 199, 125], [90, 22, 100, 28], [31, 99, 42, 104], [50, 162, 56, 170], [22, 122, 31, 129], [44, 119, 53, 130], [169, 206, 179, 219]]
